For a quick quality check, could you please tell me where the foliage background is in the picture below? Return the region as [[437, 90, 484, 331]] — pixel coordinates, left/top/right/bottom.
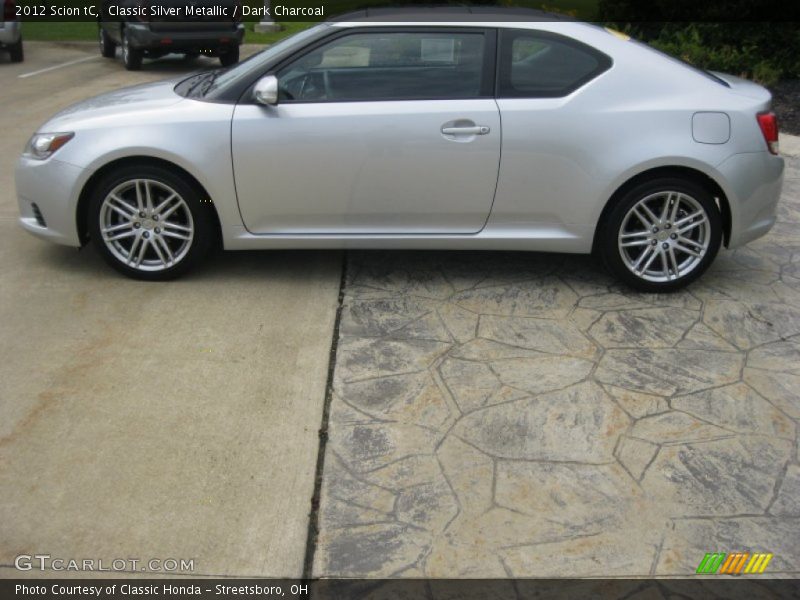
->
[[598, 0, 800, 84], [21, 0, 800, 84]]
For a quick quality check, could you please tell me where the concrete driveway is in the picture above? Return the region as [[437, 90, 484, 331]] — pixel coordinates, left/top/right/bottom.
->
[[0, 42, 341, 577], [313, 160, 800, 577]]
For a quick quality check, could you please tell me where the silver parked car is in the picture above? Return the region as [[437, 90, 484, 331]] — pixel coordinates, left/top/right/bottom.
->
[[1, 0, 23, 63], [16, 10, 784, 291]]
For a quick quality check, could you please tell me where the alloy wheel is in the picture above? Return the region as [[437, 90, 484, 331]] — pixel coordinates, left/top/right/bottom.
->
[[99, 179, 194, 272], [617, 191, 711, 283]]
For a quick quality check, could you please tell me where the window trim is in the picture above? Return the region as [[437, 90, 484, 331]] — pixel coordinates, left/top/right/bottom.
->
[[496, 28, 612, 99], [244, 26, 497, 105]]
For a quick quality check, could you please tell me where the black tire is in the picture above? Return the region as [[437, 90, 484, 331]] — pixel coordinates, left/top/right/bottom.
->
[[9, 38, 23, 63], [88, 164, 215, 281], [99, 27, 116, 58], [598, 177, 723, 293], [121, 29, 143, 71], [219, 46, 239, 67]]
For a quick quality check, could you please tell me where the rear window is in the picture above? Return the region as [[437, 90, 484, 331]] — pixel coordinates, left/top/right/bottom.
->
[[497, 29, 612, 98]]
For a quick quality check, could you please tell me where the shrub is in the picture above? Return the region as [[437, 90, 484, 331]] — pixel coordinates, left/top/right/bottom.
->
[[598, 1, 800, 83]]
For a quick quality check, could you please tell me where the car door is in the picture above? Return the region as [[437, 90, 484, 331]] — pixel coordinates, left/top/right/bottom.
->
[[490, 29, 613, 229], [231, 28, 500, 234]]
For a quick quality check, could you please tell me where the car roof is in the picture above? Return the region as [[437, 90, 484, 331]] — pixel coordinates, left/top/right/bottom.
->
[[329, 6, 575, 23]]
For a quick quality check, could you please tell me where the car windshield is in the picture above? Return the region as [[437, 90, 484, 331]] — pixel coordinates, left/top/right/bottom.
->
[[177, 24, 330, 100]]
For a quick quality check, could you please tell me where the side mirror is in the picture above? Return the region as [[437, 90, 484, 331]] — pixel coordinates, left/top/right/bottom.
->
[[253, 75, 279, 106]]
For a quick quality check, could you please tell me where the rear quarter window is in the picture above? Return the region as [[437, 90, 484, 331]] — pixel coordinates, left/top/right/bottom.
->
[[498, 29, 612, 98]]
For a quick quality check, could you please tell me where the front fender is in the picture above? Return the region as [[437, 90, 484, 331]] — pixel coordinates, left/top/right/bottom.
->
[[58, 100, 244, 247]]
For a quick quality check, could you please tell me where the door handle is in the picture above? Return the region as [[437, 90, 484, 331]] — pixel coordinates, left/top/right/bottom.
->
[[441, 125, 490, 136]]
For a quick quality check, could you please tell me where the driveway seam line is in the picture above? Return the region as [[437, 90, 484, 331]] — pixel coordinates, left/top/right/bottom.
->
[[301, 252, 348, 580]]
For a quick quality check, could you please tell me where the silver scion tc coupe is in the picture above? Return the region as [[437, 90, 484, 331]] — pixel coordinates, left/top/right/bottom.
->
[[15, 9, 785, 292]]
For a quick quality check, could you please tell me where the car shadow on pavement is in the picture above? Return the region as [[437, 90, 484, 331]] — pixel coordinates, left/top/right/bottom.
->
[[35, 243, 612, 286], [33, 243, 344, 284]]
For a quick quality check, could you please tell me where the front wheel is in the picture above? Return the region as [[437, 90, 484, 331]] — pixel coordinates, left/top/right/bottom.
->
[[599, 178, 722, 292], [88, 165, 214, 280]]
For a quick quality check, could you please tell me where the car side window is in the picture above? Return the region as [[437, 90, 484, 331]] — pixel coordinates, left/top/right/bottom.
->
[[498, 30, 611, 98], [277, 31, 486, 102]]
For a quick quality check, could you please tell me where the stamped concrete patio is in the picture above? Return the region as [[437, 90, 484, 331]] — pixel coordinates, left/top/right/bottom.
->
[[312, 156, 800, 578]]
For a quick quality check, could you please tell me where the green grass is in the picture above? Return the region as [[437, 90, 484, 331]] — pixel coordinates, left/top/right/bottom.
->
[[22, 21, 312, 44], [24, 22, 99, 41]]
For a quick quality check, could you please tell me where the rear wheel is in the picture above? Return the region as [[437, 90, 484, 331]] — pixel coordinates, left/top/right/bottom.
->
[[89, 165, 214, 280], [99, 27, 116, 58], [599, 178, 722, 292], [121, 29, 142, 71], [219, 46, 239, 67], [9, 38, 23, 63]]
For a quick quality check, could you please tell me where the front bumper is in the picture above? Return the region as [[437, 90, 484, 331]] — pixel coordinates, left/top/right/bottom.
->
[[16, 156, 85, 247], [716, 151, 785, 248], [125, 23, 244, 52]]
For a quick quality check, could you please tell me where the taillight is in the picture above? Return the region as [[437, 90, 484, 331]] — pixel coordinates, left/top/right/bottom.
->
[[4, 0, 17, 21], [757, 111, 779, 155]]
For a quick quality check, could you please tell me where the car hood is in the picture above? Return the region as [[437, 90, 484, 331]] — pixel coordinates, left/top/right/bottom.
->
[[39, 78, 185, 131]]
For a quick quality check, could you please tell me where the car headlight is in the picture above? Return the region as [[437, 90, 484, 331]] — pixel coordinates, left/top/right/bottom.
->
[[25, 132, 74, 160]]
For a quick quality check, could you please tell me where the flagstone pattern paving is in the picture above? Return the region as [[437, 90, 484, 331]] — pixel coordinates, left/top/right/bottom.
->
[[313, 157, 800, 578]]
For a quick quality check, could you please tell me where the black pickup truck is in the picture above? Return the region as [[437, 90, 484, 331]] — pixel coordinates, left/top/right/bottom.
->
[[98, 0, 244, 70]]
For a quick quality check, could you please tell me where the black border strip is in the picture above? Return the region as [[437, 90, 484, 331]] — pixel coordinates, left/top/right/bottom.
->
[[3, 578, 800, 599]]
